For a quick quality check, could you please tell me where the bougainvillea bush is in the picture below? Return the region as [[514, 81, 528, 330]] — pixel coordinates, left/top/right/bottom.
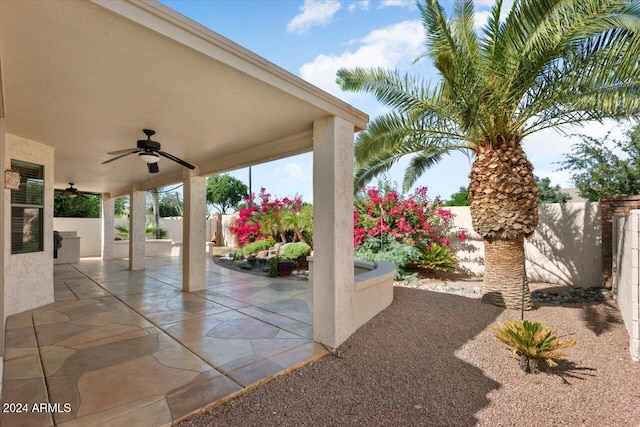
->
[[229, 188, 312, 245], [354, 186, 466, 278], [229, 185, 465, 279]]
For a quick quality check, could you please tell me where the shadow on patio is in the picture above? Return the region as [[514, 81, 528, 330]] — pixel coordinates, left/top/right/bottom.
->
[[1, 257, 326, 426]]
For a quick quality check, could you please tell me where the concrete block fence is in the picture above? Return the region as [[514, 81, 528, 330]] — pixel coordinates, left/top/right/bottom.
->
[[448, 202, 602, 287]]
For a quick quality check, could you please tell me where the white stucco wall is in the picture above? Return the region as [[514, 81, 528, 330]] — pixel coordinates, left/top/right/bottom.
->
[[449, 202, 602, 286], [614, 212, 640, 360], [4, 134, 55, 317], [1, 121, 5, 385]]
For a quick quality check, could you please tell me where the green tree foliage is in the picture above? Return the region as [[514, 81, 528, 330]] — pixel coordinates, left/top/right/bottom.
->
[[114, 197, 128, 218], [443, 186, 470, 206], [558, 124, 640, 201], [54, 192, 101, 218], [159, 192, 183, 217], [206, 174, 248, 214], [535, 176, 571, 203]]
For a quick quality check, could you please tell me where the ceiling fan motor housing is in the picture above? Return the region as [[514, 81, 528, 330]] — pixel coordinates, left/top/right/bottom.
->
[[136, 139, 161, 151]]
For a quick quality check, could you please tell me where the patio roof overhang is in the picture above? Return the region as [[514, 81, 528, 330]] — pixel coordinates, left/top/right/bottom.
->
[[0, 0, 368, 197]]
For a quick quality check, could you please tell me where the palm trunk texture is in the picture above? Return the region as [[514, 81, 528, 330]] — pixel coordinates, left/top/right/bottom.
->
[[469, 139, 539, 310], [482, 236, 533, 309]]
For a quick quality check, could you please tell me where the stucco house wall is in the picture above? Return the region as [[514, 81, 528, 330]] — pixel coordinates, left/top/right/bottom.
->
[[614, 212, 640, 360], [4, 134, 55, 317]]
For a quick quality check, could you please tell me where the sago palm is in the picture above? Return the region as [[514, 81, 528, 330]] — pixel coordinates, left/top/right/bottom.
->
[[337, 0, 640, 309], [493, 320, 577, 373]]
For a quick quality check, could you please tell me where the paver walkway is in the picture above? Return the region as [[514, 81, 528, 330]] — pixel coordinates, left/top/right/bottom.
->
[[1, 257, 326, 426]]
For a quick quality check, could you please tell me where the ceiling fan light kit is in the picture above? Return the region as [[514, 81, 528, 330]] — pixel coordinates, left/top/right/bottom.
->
[[102, 129, 195, 173], [139, 152, 159, 163]]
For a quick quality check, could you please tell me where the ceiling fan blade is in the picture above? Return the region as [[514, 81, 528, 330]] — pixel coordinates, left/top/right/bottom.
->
[[107, 147, 139, 155], [147, 162, 160, 174], [157, 151, 195, 169], [102, 150, 141, 164]]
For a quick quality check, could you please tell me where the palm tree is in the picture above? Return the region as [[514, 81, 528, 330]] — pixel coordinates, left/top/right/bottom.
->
[[281, 204, 314, 243], [337, 0, 640, 309]]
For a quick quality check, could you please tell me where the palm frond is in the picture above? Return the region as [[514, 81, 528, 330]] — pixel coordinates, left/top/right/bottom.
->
[[480, 0, 505, 63], [337, 0, 640, 190], [354, 110, 468, 164], [336, 67, 445, 116], [402, 150, 447, 192]]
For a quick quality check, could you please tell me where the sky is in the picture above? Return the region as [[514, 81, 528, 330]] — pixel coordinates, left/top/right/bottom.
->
[[159, 0, 632, 203]]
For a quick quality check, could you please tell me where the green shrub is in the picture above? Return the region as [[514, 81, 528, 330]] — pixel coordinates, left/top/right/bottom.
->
[[493, 320, 578, 374], [281, 242, 311, 260], [114, 222, 167, 240], [267, 256, 280, 278], [354, 235, 420, 280], [242, 237, 275, 257], [420, 244, 456, 271]]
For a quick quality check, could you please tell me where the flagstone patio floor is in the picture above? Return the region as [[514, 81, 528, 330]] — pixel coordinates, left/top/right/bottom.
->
[[1, 257, 326, 426]]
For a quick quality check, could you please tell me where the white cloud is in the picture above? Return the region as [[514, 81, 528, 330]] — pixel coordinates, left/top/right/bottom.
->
[[349, 0, 370, 12], [474, 10, 492, 30], [474, 0, 498, 7], [276, 163, 310, 182], [525, 120, 628, 162], [287, 0, 341, 34], [299, 20, 424, 99], [380, 0, 415, 8]]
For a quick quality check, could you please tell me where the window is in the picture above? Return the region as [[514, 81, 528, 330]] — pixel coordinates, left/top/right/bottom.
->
[[11, 160, 45, 254]]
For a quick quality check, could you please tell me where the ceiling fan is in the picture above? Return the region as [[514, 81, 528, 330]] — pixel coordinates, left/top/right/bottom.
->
[[59, 183, 90, 199], [102, 129, 195, 173]]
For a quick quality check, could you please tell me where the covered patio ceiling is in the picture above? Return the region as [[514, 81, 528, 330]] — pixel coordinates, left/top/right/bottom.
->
[[0, 0, 368, 197]]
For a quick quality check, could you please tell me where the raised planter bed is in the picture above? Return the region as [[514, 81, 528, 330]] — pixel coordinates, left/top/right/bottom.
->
[[113, 239, 175, 258]]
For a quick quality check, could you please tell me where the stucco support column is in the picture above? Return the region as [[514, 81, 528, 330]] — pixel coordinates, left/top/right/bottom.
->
[[182, 168, 206, 292], [0, 118, 5, 373], [129, 190, 146, 270], [101, 194, 115, 260], [312, 116, 355, 348]]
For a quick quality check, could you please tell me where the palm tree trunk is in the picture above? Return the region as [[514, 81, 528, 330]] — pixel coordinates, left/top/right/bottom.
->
[[295, 229, 307, 243], [469, 138, 539, 310], [481, 235, 532, 309]]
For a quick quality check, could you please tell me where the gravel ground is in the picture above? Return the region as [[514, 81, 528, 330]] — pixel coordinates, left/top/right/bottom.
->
[[179, 286, 640, 427]]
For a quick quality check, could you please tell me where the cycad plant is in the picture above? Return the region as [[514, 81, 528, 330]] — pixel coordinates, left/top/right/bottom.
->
[[337, 0, 640, 309], [281, 204, 314, 244], [493, 320, 578, 374]]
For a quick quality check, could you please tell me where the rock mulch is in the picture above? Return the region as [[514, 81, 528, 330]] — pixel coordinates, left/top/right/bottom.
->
[[397, 279, 614, 304], [214, 254, 309, 281]]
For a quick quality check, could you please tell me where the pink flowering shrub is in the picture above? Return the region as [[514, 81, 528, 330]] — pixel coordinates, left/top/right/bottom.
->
[[354, 186, 465, 272], [230, 185, 465, 274], [230, 188, 311, 245]]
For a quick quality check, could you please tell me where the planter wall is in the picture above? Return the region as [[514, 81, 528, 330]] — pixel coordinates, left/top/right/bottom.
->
[[113, 239, 175, 258]]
